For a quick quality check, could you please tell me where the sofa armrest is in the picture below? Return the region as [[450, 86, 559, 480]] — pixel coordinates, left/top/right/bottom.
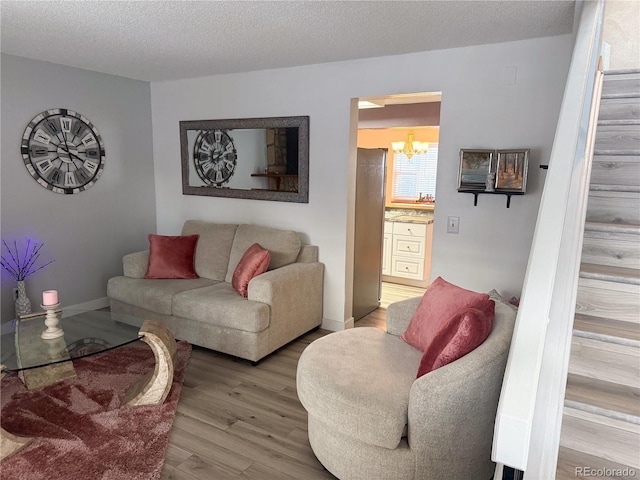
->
[[248, 262, 324, 348], [386, 296, 421, 337], [123, 250, 150, 278]]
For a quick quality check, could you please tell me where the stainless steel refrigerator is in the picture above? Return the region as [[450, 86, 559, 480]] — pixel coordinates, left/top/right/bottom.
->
[[352, 148, 387, 321]]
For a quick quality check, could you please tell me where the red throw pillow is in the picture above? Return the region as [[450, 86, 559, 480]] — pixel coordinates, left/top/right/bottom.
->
[[232, 243, 270, 298], [145, 234, 199, 279], [417, 300, 495, 378], [401, 277, 491, 351]]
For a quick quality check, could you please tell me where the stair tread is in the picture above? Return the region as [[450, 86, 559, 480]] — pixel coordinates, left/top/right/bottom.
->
[[580, 263, 640, 284], [604, 69, 640, 75], [575, 313, 640, 342], [601, 93, 640, 100], [594, 150, 640, 155], [590, 183, 640, 192], [556, 446, 638, 479], [560, 406, 640, 468], [598, 120, 640, 126], [584, 221, 640, 234], [566, 373, 640, 418], [568, 336, 639, 389], [588, 189, 640, 197]]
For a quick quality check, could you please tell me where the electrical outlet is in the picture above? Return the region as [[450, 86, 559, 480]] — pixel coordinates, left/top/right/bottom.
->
[[13, 288, 19, 300], [447, 216, 460, 234]]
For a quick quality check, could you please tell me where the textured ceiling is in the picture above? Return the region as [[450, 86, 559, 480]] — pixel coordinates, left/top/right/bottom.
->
[[1, 1, 576, 82]]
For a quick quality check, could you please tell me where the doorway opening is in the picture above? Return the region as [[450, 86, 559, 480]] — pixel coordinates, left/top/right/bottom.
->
[[352, 92, 442, 323]]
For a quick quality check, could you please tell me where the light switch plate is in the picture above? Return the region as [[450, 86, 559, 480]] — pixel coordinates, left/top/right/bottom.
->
[[447, 216, 460, 234]]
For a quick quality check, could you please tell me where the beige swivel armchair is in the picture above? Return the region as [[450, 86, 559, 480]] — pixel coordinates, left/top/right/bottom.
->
[[296, 294, 517, 480]]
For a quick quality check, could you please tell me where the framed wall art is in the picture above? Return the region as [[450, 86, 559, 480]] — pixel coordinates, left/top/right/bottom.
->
[[457, 149, 494, 190], [495, 149, 529, 193]]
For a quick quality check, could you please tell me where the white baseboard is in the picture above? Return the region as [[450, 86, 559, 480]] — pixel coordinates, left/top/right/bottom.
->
[[61, 297, 110, 317], [321, 316, 354, 331]]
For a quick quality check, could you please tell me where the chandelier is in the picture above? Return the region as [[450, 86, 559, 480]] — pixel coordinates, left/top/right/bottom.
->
[[391, 131, 429, 159]]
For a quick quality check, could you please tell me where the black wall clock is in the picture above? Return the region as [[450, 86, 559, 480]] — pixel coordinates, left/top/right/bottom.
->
[[193, 129, 237, 187], [21, 108, 105, 194]]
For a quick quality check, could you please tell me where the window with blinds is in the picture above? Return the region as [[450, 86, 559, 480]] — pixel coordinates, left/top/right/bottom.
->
[[391, 143, 438, 202]]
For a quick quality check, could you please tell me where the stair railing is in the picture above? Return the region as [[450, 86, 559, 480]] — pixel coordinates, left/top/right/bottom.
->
[[492, 1, 605, 477]]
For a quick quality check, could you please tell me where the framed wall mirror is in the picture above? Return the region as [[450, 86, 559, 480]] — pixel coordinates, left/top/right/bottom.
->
[[180, 116, 309, 203]]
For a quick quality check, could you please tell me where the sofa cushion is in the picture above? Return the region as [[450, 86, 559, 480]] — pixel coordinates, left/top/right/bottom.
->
[[145, 234, 199, 279], [181, 221, 238, 281], [401, 277, 491, 351], [232, 243, 270, 298], [297, 327, 423, 450], [225, 224, 301, 283], [106, 277, 218, 315], [172, 283, 270, 333], [417, 302, 495, 378]]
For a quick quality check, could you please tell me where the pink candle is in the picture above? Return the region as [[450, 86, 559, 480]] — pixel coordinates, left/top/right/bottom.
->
[[42, 290, 59, 306]]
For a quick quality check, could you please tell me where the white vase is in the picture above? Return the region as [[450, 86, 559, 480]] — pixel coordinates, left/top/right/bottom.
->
[[15, 280, 32, 317]]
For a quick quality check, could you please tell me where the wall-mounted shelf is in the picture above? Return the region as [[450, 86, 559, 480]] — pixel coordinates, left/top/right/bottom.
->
[[458, 189, 524, 208]]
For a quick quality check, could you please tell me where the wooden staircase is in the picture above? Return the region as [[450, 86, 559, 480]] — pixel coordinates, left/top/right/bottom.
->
[[556, 70, 640, 478]]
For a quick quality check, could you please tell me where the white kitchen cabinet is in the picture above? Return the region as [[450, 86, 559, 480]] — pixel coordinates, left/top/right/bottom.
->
[[383, 220, 433, 285]]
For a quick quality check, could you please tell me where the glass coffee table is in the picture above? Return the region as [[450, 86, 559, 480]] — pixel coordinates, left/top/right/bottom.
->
[[0, 308, 176, 461]]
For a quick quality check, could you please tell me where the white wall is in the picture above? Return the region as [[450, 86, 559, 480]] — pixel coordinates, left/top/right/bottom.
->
[[151, 34, 574, 329], [603, 0, 640, 70], [0, 54, 156, 322]]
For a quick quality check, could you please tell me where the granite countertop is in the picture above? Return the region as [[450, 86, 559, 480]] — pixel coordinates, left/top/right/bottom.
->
[[385, 214, 434, 224]]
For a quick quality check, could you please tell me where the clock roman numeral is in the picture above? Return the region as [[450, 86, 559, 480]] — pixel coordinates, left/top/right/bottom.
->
[[73, 124, 84, 137], [33, 129, 52, 145], [60, 117, 73, 133], [30, 146, 49, 157], [83, 160, 99, 175], [49, 168, 62, 185], [76, 169, 89, 183], [45, 120, 59, 135], [36, 159, 54, 174], [200, 161, 214, 174], [64, 172, 77, 187], [81, 134, 96, 147]]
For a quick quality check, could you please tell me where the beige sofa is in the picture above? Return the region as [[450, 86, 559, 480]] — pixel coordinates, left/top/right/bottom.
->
[[107, 220, 324, 362], [296, 293, 516, 480]]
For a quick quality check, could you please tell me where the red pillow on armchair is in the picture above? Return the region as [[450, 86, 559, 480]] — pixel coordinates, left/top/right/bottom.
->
[[401, 276, 491, 351], [417, 300, 495, 378]]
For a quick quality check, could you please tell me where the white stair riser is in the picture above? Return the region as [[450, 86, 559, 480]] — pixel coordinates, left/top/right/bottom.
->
[[586, 191, 640, 225], [598, 96, 640, 122], [560, 406, 640, 468], [568, 336, 640, 389], [576, 278, 640, 324], [591, 155, 640, 187], [582, 231, 640, 270]]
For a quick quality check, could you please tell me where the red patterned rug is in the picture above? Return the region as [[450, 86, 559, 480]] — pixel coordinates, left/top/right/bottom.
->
[[0, 340, 191, 480]]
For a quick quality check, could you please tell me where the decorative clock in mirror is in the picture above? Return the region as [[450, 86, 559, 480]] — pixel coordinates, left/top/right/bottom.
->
[[180, 116, 309, 203]]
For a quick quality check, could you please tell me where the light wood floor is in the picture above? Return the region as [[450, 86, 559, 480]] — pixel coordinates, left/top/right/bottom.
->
[[161, 282, 425, 479]]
